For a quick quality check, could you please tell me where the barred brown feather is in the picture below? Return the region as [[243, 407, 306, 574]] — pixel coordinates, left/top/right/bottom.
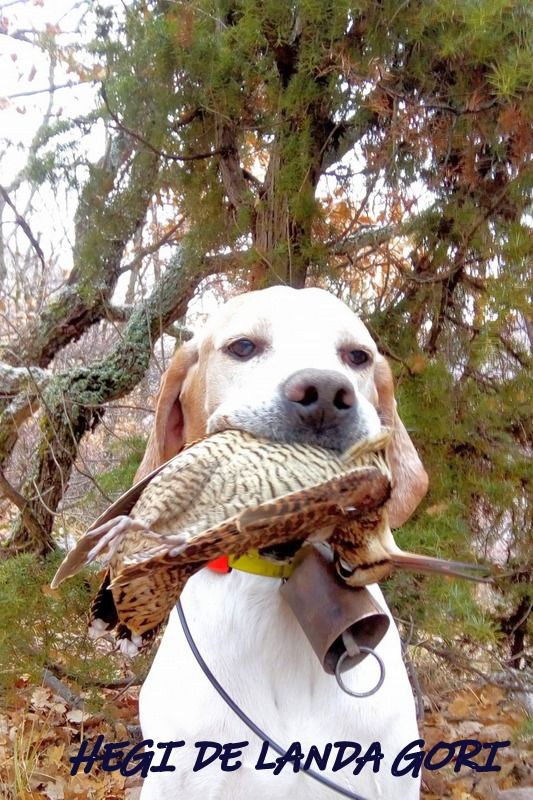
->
[[52, 429, 394, 647]]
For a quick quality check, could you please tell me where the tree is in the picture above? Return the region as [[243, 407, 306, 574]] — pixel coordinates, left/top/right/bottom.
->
[[0, 0, 531, 667]]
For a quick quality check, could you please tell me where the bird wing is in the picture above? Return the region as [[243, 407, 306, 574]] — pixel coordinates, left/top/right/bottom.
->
[[52, 429, 351, 589], [50, 435, 220, 588], [108, 465, 391, 636]]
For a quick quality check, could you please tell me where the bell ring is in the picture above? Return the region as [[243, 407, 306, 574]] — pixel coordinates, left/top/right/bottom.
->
[[280, 546, 390, 687]]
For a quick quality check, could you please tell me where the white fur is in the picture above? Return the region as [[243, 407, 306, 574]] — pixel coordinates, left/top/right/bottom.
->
[[140, 570, 420, 799], [138, 288, 423, 799]]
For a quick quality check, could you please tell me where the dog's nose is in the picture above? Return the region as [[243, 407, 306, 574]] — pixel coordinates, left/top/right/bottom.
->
[[282, 369, 355, 427]]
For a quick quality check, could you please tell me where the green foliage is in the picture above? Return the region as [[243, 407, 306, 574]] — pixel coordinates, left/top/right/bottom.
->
[[378, 347, 531, 651], [87, 0, 531, 656], [0, 438, 149, 700], [4, 0, 531, 663], [514, 715, 533, 745], [96, 435, 146, 496], [0, 552, 118, 699]]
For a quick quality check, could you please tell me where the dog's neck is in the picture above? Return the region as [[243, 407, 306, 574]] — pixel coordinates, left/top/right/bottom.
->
[[179, 567, 395, 688]]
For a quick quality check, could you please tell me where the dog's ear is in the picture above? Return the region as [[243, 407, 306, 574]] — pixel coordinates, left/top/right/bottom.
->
[[135, 341, 199, 481], [374, 356, 428, 528]]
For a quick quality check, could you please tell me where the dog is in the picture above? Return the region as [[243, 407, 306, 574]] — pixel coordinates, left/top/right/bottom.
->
[[137, 286, 428, 799]]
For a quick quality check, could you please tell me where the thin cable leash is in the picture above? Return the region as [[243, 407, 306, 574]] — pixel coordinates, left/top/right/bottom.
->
[[176, 600, 369, 800]]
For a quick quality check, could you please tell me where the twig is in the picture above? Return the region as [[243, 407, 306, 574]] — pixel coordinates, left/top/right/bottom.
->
[[104, 303, 133, 322], [118, 222, 182, 275], [415, 641, 531, 692], [101, 85, 225, 163], [0, 460, 50, 545], [45, 660, 146, 690], [0, 184, 46, 270], [42, 668, 83, 709], [0, 465, 28, 512], [6, 80, 85, 99], [166, 322, 194, 341], [405, 651, 425, 721]]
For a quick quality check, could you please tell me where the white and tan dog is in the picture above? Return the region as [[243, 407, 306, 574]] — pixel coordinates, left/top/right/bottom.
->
[[137, 286, 428, 799]]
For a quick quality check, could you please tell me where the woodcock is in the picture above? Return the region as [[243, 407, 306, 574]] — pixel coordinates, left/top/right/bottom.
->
[[51, 429, 488, 651]]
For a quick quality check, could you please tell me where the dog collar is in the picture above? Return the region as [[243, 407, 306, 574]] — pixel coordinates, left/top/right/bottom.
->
[[207, 550, 294, 579]]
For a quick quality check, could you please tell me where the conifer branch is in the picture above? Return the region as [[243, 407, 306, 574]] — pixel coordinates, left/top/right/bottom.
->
[[328, 224, 403, 255], [101, 86, 226, 163], [118, 222, 182, 275]]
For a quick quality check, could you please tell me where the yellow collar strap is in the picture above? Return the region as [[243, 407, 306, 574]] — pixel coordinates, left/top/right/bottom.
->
[[228, 549, 294, 579]]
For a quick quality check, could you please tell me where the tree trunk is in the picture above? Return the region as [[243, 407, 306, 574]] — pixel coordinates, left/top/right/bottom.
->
[[9, 249, 214, 552]]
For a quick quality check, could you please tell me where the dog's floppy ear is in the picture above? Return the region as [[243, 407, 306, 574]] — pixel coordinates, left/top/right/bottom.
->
[[135, 341, 199, 481], [374, 356, 428, 528]]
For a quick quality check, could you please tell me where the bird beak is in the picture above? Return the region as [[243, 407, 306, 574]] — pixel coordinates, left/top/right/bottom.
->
[[389, 551, 493, 583]]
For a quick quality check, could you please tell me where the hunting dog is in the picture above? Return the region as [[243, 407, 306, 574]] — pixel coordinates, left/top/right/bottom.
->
[[137, 286, 427, 799]]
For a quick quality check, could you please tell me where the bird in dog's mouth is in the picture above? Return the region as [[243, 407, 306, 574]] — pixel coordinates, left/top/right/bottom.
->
[[51, 428, 491, 653]]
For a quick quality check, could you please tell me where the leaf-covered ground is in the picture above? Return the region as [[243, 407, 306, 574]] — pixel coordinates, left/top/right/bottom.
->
[[0, 675, 530, 799]]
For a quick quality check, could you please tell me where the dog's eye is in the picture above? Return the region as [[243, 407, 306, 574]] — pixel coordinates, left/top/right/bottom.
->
[[226, 338, 257, 359], [346, 349, 370, 367]]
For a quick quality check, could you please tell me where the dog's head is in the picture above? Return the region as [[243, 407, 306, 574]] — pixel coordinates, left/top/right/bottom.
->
[[137, 286, 428, 527]]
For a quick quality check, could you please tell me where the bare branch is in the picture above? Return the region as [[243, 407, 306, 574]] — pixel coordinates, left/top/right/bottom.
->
[[0, 465, 29, 512], [214, 116, 255, 210], [0, 184, 46, 270], [0, 28, 34, 44], [166, 322, 194, 341], [44, 661, 146, 690], [118, 222, 182, 275], [101, 85, 225, 163], [328, 224, 403, 255], [5, 80, 85, 99], [41, 668, 82, 709], [172, 106, 201, 130], [103, 304, 133, 323], [242, 167, 263, 191], [0, 465, 44, 543], [0, 362, 50, 399]]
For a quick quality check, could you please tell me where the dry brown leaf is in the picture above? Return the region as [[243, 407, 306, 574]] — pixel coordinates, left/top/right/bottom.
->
[[45, 743, 65, 766], [407, 354, 428, 374], [455, 720, 483, 738], [448, 691, 478, 717], [50, 701, 67, 717], [450, 779, 475, 799]]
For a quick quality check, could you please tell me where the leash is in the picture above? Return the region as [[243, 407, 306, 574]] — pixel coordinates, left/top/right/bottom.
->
[[176, 599, 370, 800]]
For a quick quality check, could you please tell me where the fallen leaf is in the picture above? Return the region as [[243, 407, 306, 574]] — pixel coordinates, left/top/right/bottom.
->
[[44, 779, 65, 800], [46, 743, 65, 765], [50, 701, 67, 716], [455, 720, 482, 738], [31, 687, 51, 710], [448, 693, 476, 717], [66, 709, 91, 724], [478, 723, 514, 741]]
